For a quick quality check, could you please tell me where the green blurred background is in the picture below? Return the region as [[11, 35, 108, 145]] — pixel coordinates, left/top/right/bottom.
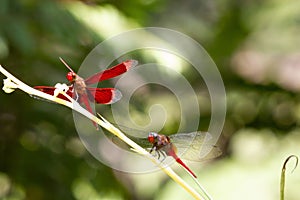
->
[[1, 0, 300, 199]]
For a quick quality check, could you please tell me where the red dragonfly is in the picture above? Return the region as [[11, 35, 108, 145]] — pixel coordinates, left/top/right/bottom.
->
[[110, 125, 222, 178], [34, 58, 138, 129]]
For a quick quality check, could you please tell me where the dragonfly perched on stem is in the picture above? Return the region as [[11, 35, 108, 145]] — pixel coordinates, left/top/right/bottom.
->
[[108, 124, 222, 178], [34, 58, 138, 129]]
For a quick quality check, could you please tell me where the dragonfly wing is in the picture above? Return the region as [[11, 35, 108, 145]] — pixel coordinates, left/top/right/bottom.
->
[[102, 124, 152, 151], [84, 60, 138, 85], [177, 145, 222, 161], [110, 132, 152, 152], [169, 132, 210, 147], [170, 132, 222, 161], [114, 124, 150, 138], [34, 86, 73, 101], [86, 88, 122, 104]]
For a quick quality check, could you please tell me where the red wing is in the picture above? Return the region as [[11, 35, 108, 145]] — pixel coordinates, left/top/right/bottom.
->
[[86, 88, 122, 104], [84, 60, 138, 85], [34, 86, 73, 102]]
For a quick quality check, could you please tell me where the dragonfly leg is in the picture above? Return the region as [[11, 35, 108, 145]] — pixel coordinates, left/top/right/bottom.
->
[[156, 150, 167, 162], [73, 90, 79, 101], [149, 145, 156, 154], [160, 151, 167, 162], [149, 146, 159, 158], [157, 151, 161, 160]]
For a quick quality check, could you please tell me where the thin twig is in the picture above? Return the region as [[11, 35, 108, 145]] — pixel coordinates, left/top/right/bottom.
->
[[280, 155, 298, 200]]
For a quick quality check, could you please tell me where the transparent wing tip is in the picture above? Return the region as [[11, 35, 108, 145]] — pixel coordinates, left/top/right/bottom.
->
[[125, 60, 139, 70], [199, 145, 222, 160], [110, 89, 122, 104]]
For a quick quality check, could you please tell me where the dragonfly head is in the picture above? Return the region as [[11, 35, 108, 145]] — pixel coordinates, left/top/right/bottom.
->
[[148, 132, 158, 144], [66, 72, 76, 82]]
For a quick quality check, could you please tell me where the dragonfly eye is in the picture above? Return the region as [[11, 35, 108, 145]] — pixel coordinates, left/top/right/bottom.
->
[[66, 72, 76, 82], [148, 132, 157, 144]]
